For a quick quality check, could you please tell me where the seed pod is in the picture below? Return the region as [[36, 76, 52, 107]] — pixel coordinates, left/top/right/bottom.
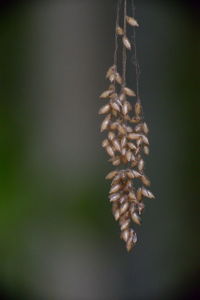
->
[[109, 73, 115, 82], [116, 26, 124, 35], [122, 102, 129, 115], [126, 237, 134, 252], [122, 36, 131, 50], [138, 202, 145, 215], [127, 170, 134, 179], [105, 170, 118, 180], [119, 195, 127, 204], [143, 122, 149, 134], [131, 117, 141, 123], [103, 140, 110, 150], [127, 170, 141, 179], [127, 142, 136, 150], [109, 93, 117, 100], [118, 125, 127, 135], [112, 109, 117, 117], [106, 146, 115, 157], [115, 72, 123, 84], [121, 148, 126, 156], [141, 135, 149, 145], [121, 229, 130, 242], [126, 150, 132, 162], [128, 133, 140, 140], [124, 87, 136, 97], [137, 137, 143, 147], [110, 122, 118, 130], [111, 173, 121, 184], [113, 139, 121, 152], [138, 159, 145, 171], [137, 187, 142, 201], [119, 93, 126, 102], [125, 180, 132, 190], [110, 184, 122, 194], [106, 65, 116, 78], [101, 114, 111, 132], [141, 188, 155, 199], [130, 229, 138, 244], [100, 90, 113, 99], [135, 102, 142, 115], [143, 146, 149, 155], [109, 193, 121, 202], [121, 136, 127, 148], [120, 219, 130, 231], [112, 157, 121, 166], [135, 123, 143, 132], [129, 191, 137, 200], [99, 104, 110, 114], [108, 131, 115, 141], [113, 209, 120, 221], [141, 176, 151, 186], [126, 16, 139, 27], [131, 212, 141, 225], [111, 102, 121, 112], [126, 126, 133, 133], [120, 202, 129, 215]]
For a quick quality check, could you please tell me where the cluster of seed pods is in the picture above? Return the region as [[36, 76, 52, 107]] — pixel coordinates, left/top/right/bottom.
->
[[99, 6, 154, 251]]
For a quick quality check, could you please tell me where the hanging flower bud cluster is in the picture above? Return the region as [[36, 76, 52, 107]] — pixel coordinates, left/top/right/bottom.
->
[[98, 0, 154, 252]]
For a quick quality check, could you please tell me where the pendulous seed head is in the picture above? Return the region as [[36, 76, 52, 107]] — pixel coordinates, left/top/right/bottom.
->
[[99, 1, 154, 252]]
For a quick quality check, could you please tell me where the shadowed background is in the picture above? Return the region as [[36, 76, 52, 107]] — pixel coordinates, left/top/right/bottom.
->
[[0, 0, 199, 299]]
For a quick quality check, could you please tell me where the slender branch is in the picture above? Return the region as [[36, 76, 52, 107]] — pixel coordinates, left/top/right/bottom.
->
[[122, 0, 127, 87], [131, 0, 141, 103], [114, 0, 121, 74]]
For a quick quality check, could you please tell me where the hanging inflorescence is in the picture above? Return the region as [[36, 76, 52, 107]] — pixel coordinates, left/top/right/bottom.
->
[[99, 0, 155, 252]]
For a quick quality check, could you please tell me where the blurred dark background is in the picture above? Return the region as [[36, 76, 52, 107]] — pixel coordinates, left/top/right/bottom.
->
[[0, 0, 199, 299]]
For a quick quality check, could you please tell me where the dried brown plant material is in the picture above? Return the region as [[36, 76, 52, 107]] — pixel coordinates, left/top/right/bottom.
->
[[110, 193, 121, 202], [99, 0, 154, 252], [100, 90, 113, 99], [115, 72, 123, 84], [99, 104, 110, 114], [113, 139, 121, 152], [116, 26, 124, 35], [124, 87, 136, 97], [111, 102, 121, 112], [135, 102, 142, 115], [126, 16, 139, 27], [141, 188, 155, 199], [141, 175, 151, 186], [106, 170, 118, 180], [106, 146, 115, 157], [101, 114, 111, 132], [122, 36, 131, 50], [106, 65, 116, 79], [143, 122, 149, 134], [143, 146, 149, 155], [102, 139, 109, 148]]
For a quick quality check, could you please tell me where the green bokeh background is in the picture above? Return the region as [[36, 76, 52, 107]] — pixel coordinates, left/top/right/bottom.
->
[[0, 1, 199, 299]]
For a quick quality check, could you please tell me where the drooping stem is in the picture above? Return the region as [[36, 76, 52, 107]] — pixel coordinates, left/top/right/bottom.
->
[[131, 0, 141, 103], [122, 0, 127, 87], [114, 0, 122, 83]]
